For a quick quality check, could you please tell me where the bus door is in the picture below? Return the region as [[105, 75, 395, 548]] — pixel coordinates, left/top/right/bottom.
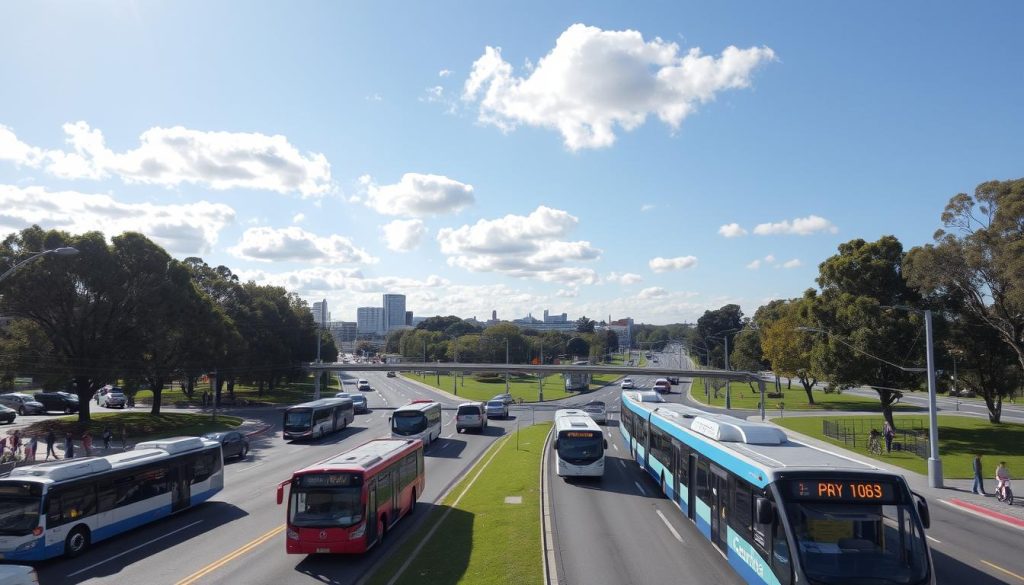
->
[[709, 464, 729, 550], [671, 439, 681, 507], [332, 406, 341, 432], [366, 479, 378, 544], [171, 462, 191, 512], [687, 454, 697, 521]]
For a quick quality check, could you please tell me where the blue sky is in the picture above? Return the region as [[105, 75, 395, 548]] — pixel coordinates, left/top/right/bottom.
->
[[1, 1, 1021, 324]]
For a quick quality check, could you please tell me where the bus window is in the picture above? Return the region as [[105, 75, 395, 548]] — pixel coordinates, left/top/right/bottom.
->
[[771, 513, 792, 585]]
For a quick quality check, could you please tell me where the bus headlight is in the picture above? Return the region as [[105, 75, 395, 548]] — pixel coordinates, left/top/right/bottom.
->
[[349, 522, 366, 539], [15, 540, 38, 552], [287, 528, 299, 540]]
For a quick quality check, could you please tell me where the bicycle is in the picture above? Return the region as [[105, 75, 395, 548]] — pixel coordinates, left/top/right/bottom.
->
[[996, 480, 1014, 505], [867, 435, 883, 456]]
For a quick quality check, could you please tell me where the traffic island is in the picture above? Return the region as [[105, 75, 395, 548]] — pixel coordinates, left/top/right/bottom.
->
[[365, 423, 551, 585]]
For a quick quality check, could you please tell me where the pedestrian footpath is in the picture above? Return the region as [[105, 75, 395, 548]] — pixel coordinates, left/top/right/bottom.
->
[[756, 417, 1024, 531]]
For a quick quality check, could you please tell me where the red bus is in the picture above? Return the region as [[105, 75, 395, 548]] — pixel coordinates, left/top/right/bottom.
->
[[276, 438, 424, 554]]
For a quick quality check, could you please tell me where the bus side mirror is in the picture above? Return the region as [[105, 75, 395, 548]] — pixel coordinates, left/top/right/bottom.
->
[[913, 492, 930, 529], [388, 416, 392, 423], [553, 440, 559, 450], [276, 483, 285, 506], [604, 439, 608, 449], [755, 497, 774, 525]]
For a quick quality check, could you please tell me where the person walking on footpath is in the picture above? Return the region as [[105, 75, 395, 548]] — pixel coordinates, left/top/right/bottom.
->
[[82, 431, 93, 456], [972, 454, 986, 494], [45, 429, 57, 460], [102, 426, 113, 451], [25, 435, 37, 463], [64, 432, 74, 459], [882, 421, 895, 453], [11, 429, 21, 458]]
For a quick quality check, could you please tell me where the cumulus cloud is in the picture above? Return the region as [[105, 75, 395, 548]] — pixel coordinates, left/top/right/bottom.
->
[[363, 173, 474, 217], [0, 184, 234, 255], [462, 23, 775, 150], [649, 255, 698, 272], [746, 259, 761, 270], [292, 213, 305, 224], [437, 206, 601, 283], [782, 258, 802, 269], [228, 226, 377, 264], [421, 86, 446, 103], [753, 215, 838, 236], [718, 222, 747, 238], [234, 267, 448, 294], [381, 219, 427, 252], [606, 272, 643, 285], [641, 204, 655, 212], [0, 122, 332, 197], [638, 286, 669, 299], [439, 69, 452, 77], [764, 254, 776, 263], [556, 288, 579, 298]]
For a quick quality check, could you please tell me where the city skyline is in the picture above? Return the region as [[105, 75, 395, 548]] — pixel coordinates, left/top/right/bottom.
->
[[0, 3, 1020, 324]]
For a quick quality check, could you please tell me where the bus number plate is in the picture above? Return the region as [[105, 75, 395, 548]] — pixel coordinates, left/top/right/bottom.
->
[[316, 548, 330, 553]]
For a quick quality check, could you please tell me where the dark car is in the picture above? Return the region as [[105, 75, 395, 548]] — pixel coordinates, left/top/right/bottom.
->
[[0, 393, 46, 415], [203, 431, 250, 460], [33, 392, 80, 414], [0, 404, 15, 424]]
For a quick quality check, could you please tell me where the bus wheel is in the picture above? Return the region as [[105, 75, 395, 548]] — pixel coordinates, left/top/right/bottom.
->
[[65, 525, 91, 558]]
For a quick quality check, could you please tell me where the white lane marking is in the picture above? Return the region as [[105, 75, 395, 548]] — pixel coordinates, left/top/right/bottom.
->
[[612, 443, 619, 451], [634, 481, 647, 496], [68, 520, 204, 577], [232, 461, 266, 474], [445, 433, 455, 439], [656, 509, 684, 543], [927, 535, 941, 544]]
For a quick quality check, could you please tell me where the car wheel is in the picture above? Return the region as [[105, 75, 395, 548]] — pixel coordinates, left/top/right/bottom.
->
[[64, 525, 91, 558], [18, 407, 25, 416], [64, 406, 73, 414], [240, 445, 248, 459]]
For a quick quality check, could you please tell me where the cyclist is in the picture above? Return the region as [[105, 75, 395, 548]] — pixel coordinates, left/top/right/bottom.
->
[[868, 429, 882, 455], [995, 461, 1011, 499]]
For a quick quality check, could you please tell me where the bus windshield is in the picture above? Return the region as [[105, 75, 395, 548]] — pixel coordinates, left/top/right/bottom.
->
[[284, 410, 312, 432], [392, 412, 427, 435], [290, 488, 363, 528], [557, 431, 604, 465], [785, 502, 929, 584], [0, 497, 41, 535]]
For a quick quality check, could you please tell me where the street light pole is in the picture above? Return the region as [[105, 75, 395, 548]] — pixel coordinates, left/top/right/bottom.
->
[[924, 309, 943, 488], [0, 247, 79, 284]]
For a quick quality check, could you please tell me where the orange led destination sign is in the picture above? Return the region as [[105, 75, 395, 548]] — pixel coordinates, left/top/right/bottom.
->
[[789, 479, 896, 504], [562, 431, 600, 439]]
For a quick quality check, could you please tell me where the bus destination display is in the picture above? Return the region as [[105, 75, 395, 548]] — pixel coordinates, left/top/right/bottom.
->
[[297, 473, 362, 488], [789, 479, 896, 503], [561, 431, 600, 439]]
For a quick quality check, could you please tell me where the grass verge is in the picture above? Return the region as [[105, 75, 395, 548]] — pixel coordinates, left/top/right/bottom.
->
[[365, 423, 550, 585], [407, 372, 587, 403], [11, 412, 244, 442], [134, 373, 339, 406], [774, 414, 1024, 478], [690, 378, 922, 412]]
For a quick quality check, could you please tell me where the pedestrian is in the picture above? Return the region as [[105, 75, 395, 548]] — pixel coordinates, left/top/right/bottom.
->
[[11, 429, 21, 458], [45, 429, 56, 460], [0, 436, 7, 460], [82, 431, 92, 456], [201, 391, 208, 407], [102, 426, 113, 450], [972, 454, 986, 494], [127, 392, 135, 409], [883, 421, 895, 453], [64, 432, 74, 459], [25, 435, 37, 463]]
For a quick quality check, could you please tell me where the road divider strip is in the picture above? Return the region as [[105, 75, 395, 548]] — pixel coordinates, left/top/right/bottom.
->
[[942, 498, 1024, 530], [174, 524, 284, 585]]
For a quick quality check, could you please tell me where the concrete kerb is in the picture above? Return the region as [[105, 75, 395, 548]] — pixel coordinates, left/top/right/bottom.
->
[[756, 416, 1024, 531], [541, 425, 560, 585]]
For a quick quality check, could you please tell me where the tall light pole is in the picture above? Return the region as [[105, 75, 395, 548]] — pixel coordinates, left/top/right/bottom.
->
[[313, 299, 325, 400], [0, 247, 79, 284]]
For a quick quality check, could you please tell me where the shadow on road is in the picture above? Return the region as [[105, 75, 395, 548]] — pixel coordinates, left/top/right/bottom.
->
[[932, 547, 1016, 584], [426, 437, 467, 459]]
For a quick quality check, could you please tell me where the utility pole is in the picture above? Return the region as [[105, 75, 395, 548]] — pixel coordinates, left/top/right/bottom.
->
[[924, 310, 943, 488], [724, 334, 731, 409], [505, 338, 510, 393], [538, 341, 544, 402]]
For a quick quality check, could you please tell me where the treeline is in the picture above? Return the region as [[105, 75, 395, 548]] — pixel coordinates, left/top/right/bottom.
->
[[0, 226, 336, 422]]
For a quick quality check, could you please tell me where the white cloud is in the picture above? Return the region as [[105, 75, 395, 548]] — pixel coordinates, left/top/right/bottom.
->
[[228, 226, 377, 264], [764, 254, 776, 263], [0, 184, 234, 255], [638, 286, 669, 299], [437, 206, 601, 283], [640, 204, 655, 212], [649, 255, 698, 272], [746, 259, 761, 270], [292, 213, 305, 224], [421, 86, 446, 103], [555, 288, 578, 298], [462, 23, 775, 150], [364, 173, 474, 217], [0, 122, 333, 197], [381, 219, 427, 252], [606, 272, 643, 285], [753, 215, 838, 236], [365, 93, 383, 101], [439, 69, 452, 77], [782, 258, 802, 269], [718, 222, 747, 238], [234, 267, 448, 295]]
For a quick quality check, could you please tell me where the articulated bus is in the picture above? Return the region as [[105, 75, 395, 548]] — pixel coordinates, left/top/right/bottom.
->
[[283, 397, 355, 440], [619, 393, 935, 585], [0, 437, 223, 561], [553, 409, 606, 478], [277, 438, 424, 554], [390, 400, 442, 446]]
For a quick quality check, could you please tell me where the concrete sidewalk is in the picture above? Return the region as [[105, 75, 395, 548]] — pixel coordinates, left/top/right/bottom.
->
[[758, 418, 1024, 531]]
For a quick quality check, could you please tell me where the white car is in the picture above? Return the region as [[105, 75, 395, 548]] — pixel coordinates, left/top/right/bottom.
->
[[620, 378, 635, 389], [97, 387, 127, 408], [356, 379, 371, 391], [582, 400, 607, 424]]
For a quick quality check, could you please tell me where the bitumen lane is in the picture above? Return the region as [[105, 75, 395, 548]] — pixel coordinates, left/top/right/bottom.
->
[[34, 371, 519, 585]]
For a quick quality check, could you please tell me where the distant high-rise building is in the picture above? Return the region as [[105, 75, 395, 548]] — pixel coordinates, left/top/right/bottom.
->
[[383, 294, 407, 332], [405, 311, 413, 326], [357, 307, 385, 335], [492, 310, 497, 321], [312, 300, 330, 325], [543, 309, 568, 323], [328, 321, 357, 343]]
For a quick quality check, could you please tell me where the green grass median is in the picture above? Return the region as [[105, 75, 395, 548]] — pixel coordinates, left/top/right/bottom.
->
[[690, 378, 922, 412], [134, 373, 339, 406], [408, 372, 593, 403], [366, 423, 551, 585], [774, 414, 1024, 478]]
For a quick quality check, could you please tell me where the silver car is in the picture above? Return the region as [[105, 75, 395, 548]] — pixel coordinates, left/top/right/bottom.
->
[[456, 402, 487, 433], [336, 391, 368, 413], [485, 399, 509, 419], [582, 400, 607, 424]]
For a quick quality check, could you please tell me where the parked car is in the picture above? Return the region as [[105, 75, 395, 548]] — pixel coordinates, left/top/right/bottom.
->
[[582, 400, 607, 424], [356, 379, 372, 391], [485, 399, 509, 419], [0, 393, 46, 415], [96, 386, 127, 408], [491, 393, 515, 406], [0, 404, 16, 424], [386, 371, 397, 378], [203, 431, 250, 460], [33, 391, 80, 413], [456, 402, 488, 433], [620, 378, 635, 389], [335, 392, 368, 413]]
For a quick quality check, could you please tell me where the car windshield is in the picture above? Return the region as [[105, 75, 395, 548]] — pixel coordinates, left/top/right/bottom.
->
[[335, 393, 350, 399], [392, 412, 427, 435], [0, 497, 41, 535], [284, 410, 313, 431], [785, 501, 929, 585], [203, 433, 226, 441], [289, 488, 363, 528]]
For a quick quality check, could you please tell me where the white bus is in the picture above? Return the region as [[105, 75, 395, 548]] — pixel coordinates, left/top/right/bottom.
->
[[553, 409, 607, 478], [391, 400, 442, 446], [283, 397, 355, 441], [0, 436, 223, 561]]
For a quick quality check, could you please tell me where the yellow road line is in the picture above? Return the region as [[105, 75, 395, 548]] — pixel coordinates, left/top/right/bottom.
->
[[175, 525, 284, 585], [982, 560, 1024, 583]]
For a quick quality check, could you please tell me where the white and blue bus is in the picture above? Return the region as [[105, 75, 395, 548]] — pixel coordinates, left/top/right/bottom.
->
[[0, 436, 223, 561], [390, 400, 442, 447], [283, 397, 355, 441], [619, 394, 935, 585], [563, 360, 591, 392], [553, 409, 606, 478]]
